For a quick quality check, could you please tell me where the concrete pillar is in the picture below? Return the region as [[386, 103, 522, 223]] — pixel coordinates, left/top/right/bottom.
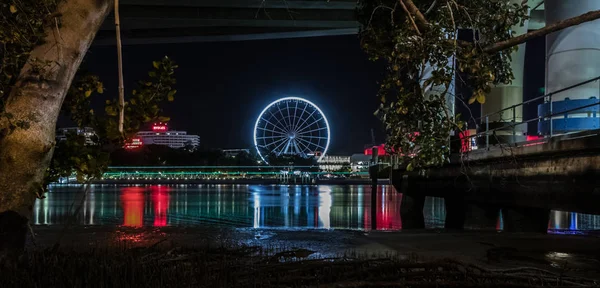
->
[[481, 0, 530, 143], [463, 204, 500, 230], [540, 0, 600, 135], [444, 195, 465, 230], [503, 207, 549, 233], [400, 193, 425, 229]]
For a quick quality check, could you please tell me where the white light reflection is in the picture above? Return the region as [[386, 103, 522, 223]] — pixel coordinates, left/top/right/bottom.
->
[[253, 192, 260, 228], [318, 186, 332, 229]]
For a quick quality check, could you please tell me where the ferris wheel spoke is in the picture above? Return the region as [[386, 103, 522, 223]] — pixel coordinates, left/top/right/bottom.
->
[[292, 103, 308, 132], [297, 137, 325, 152], [286, 101, 293, 130], [293, 140, 306, 157], [297, 127, 328, 135], [276, 105, 291, 130], [261, 118, 288, 134], [272, 138, 290, 155], [298, 135, 328, 140], [294, 138, 312, 155], [296, 117, 324, 134], [268, 110, 290, 132], [291, 101, 299, 132], [257, 127, 286, 135], [259, 136, 288, 149], [293, 109, 318, 133], [256, 135, 287, 140]]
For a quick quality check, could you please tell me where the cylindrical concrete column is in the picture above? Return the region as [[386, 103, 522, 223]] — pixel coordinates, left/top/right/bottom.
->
[[539, 0, 600, 135], [481, 0, 530, 143]]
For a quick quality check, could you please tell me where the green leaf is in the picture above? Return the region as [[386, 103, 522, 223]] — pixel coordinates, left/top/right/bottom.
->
[[158, 116, 170, 122], [406, 163, 413, 172], [84, 90, 92, 97], [10, 5, 17, 13], [476, 93, 486, 104], [167, 90, 176, 102], [153, 61, 160, 69], [468, 96, 476, 105]]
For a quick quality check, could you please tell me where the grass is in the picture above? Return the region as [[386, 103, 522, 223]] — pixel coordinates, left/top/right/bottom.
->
[[1, 241, 598, 288]]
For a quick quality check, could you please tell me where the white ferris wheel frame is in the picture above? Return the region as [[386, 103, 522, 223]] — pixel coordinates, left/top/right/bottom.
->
[[253, 96, 330, 164]]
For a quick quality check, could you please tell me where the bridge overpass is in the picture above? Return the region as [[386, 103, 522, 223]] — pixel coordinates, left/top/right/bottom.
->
[[95, 0, 550, 45], [95, 0, 359, 45]]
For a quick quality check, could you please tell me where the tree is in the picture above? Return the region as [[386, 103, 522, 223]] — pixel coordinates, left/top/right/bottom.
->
[[358, 0, 600, 171], [0, 0, 177, 251]]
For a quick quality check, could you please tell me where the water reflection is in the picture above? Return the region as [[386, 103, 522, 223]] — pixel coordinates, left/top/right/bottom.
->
[[33, 184, 600, 232]]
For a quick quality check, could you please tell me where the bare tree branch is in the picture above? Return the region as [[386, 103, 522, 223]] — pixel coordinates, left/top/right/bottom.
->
[[401, 0, 430, 30], [398, 0, 421, 36], [484, 9, 600, 53]]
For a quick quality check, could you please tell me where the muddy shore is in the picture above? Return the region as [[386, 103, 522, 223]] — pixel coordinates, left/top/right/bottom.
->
[[30, 226, 600, 279]]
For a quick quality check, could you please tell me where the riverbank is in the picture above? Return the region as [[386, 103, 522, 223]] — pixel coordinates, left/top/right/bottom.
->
[[23, 226, 600, 285]]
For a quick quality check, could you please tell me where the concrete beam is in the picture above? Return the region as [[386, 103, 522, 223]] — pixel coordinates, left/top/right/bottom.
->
[[120, 0, 357, 10], [100, 18, 359, 31], [92, 28, 359, 45]]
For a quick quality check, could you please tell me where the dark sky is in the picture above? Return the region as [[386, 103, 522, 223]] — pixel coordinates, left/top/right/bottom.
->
[[76, 33, 545, 154], [79, 35, 385, 155]]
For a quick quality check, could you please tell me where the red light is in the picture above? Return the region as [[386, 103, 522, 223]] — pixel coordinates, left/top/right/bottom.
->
[[124, 138, 143, 149], [152, 122, 168, 132]]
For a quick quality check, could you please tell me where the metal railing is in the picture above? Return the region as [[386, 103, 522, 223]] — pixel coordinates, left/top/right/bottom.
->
[[460, 75, 600, 151]]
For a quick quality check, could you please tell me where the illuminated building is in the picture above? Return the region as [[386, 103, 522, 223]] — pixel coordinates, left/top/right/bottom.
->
[[135, 122, 200, 149], [124, 138, 143, 150], [56, 127, 96, 145], [350, 153, 371, 172], [317, 155, 350, 171]]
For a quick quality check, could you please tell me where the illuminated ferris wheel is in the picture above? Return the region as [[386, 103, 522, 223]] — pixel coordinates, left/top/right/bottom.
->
[[254, 97, 330, 164]]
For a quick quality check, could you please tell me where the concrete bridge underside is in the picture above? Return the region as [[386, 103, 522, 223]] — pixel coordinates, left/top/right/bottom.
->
[[95, 0, 547, 45], [95, 0, 359, 45]]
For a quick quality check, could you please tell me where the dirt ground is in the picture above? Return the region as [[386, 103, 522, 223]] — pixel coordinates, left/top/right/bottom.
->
[[30, 225, 600, 279]]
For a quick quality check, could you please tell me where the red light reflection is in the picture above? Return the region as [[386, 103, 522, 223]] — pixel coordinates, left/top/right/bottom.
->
[[151, 185, 170, 227], [121, 187, 145, 227], [364, 186, 402, 230]]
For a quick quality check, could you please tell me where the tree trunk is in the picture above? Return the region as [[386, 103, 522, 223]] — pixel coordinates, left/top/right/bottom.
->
[[0, 0, 113, 252]]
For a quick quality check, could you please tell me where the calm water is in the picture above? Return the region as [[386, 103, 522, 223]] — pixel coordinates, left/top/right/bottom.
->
[[34, 184, 600, 232]]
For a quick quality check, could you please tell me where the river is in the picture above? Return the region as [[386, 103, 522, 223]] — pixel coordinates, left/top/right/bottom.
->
[[34, 184, 600, 233]]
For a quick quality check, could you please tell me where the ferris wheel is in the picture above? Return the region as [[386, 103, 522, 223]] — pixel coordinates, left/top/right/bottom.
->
[[254, 97, 330, 164]]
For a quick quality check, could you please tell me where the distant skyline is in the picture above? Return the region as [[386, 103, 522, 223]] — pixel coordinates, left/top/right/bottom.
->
[[63, 33, 545, 155], [73, 35, 385, 155]]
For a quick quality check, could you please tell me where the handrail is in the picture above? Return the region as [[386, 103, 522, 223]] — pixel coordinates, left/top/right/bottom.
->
[[455, 76, 600, 152], [460, 99, 600, 144], [475, 75, 600, 123]]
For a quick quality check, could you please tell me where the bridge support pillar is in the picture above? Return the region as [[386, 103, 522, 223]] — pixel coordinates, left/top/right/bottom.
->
[[503, 207, 549, 233], [400, 193, 425, 229], [464, 204, 501, 230], [444, 195, 466, 230]]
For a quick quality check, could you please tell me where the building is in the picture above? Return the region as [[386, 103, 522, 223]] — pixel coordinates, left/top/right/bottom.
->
[[317, 155, 351, 172], [56, 127, 96, 145], [350, 154, 371, 172], [135, 122, 200, 149]]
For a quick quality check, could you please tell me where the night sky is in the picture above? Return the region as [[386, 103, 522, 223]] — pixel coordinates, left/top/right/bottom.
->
[[78, 35, 385, 155], [74, 34, 545, 155]]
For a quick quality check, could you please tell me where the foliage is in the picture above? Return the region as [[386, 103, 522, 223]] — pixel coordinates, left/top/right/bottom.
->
[[358, 0, 528, 170], [1, 0, 178, 193], [0, 0, 60, 123], [46, 58, 178, 187]]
